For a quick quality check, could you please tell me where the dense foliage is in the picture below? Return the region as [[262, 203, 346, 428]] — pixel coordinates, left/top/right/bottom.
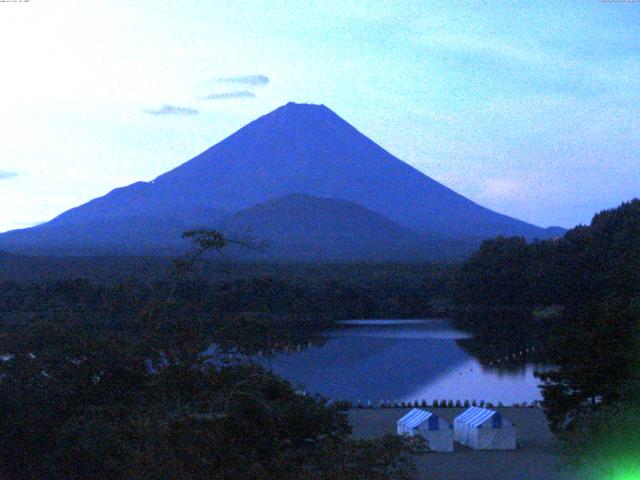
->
[[0, 318, 422, 479], [0, 263, 455, 329], [456, 200, 640, 307], [0, 232, 423, 479], [455, 199, 640, 474]]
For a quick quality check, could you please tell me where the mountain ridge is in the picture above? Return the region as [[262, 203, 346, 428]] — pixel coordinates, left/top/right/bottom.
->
[[0, 102, 564, 260]]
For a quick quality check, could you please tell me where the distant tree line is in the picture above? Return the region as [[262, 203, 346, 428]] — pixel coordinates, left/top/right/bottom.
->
[[455, 200, 640, 307], [0, 263, 454, 329]]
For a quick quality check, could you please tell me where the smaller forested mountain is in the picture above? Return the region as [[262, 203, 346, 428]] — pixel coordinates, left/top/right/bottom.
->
[[219, 193, 479, 261]]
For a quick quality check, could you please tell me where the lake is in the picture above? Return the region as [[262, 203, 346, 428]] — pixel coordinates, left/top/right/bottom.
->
[[259, 319, 546, 405]]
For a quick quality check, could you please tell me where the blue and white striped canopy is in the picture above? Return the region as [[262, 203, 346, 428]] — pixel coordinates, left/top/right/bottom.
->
[[397, 408, 440, 430], [454, 407, 502, 428]]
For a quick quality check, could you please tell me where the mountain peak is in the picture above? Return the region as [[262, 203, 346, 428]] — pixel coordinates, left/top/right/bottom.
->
[[261, 102, 337, 126], [282, 101, 329, 110]]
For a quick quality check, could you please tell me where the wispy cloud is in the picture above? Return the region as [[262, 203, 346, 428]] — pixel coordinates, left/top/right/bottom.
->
[[204, 90, 257, 100], [0, 170, 18, 180], [143, 104, 199, 116], [215, 74, 269, 86], [205, 75, 269, 100]]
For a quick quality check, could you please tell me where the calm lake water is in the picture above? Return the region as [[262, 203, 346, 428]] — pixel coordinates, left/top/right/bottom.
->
[[260, 319, 546, 405]]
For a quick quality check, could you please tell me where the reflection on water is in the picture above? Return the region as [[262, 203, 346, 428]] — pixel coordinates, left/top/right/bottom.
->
[[259, 319, 546, 405], [338, 319, 439, 326]]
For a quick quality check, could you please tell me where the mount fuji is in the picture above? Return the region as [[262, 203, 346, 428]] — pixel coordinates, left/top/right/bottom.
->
[[0, 102, 563, 260]]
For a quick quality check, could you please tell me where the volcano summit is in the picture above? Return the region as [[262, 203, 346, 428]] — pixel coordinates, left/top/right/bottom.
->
[[0, 103, 562, 260]]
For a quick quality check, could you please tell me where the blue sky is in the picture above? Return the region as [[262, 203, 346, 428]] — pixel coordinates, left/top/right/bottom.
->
[[0, 0, 638, 232]]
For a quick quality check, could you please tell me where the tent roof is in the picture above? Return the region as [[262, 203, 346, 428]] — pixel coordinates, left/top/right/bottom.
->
[[454, 407, 500, 427], [397, 408, 436, 429]]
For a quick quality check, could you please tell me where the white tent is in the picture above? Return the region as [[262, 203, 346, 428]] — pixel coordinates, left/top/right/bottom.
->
[[453, 407, 516, 450], [396, 408, 454, 452]]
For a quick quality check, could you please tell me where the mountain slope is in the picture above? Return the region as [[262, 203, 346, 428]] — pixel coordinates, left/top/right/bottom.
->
[[0, 102, 563, 258], [148, 102, 559, 238], [0, 207, 225, 255]]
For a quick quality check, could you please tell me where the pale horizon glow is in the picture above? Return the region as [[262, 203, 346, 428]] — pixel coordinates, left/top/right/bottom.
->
[[1, 0, 639, 233]]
